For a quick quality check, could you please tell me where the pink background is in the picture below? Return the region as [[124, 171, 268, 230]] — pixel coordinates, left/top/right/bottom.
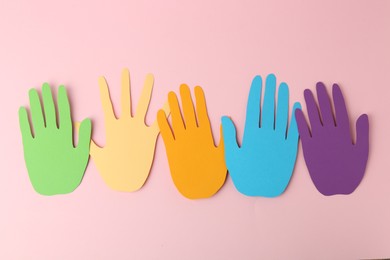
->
[[1, 0, 389, 259]]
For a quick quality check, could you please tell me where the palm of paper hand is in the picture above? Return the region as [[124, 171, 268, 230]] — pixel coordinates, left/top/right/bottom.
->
[[229, 128, 298, 197], [25, 129, 89, 194], [168, 128, 226, 199], [93, 118, 158, 191]]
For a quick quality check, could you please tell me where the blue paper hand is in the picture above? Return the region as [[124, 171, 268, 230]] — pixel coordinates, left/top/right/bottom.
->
[[222, 74, 301, 197]]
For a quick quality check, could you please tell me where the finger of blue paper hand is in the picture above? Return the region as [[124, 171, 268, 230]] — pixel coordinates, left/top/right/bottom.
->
[[221, 116, 239, 166]]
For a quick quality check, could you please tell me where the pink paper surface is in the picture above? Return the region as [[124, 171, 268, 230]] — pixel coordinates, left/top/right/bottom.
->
[[1, 1, 389, 259]]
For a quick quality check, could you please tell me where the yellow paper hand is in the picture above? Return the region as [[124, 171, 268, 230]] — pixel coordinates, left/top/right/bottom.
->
[[91, 69, 169, 191], [157, 85, 227, 199]]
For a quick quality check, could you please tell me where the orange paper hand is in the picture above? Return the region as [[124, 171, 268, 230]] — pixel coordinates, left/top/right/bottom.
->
[[91, 69, 169, 192], [157, 85, 227, 199]]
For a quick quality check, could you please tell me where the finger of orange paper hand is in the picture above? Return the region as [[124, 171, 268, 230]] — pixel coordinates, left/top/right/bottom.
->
[[217, 124, 225, 150], [194, 86, 214, 143], [194, 86, 211, 128], [180, 84, 197, 128], [168, 91, 185, 137], [157, 109, 174, 145], [153, 101, 170, 133]]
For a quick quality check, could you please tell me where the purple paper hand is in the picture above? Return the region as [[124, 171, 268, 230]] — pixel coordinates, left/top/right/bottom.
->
[[295, 83, 369, 195]]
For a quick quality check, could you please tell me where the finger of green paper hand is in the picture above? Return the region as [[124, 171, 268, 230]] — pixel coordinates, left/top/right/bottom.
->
[[19, 107, 32, 143], [76, 120, 100, 157], [29, 88, 44, 136], [76, 118, 92, 151], [42, 83, 57, 128], [58, 86, 72, 141]]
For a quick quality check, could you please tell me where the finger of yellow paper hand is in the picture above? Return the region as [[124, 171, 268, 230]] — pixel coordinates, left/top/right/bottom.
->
[[98, 76, 116, 121], [180, 84, 197, 128], [135, 73, 154, 120], [120, 68, 131, 117], [168, 91, 185, 136]]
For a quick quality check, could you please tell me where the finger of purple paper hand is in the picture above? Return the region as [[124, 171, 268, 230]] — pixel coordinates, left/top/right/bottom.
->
[[316, 82, 335, 126], [287, 102, 301, 144], [332, 84, 351, 137], [355, 114, 369, 152], [295, 108, 310, 141], [304, 89, 322, 135]]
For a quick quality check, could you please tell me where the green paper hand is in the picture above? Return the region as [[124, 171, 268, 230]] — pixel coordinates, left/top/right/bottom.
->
[[18, 83, 92, 195]]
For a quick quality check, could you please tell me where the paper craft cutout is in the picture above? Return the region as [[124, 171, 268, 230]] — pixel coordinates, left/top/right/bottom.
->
[[222, 74, 301, 197], [295, 83, 369, 195], [90, 69, 169, 192], [18, 84, 92, 195], [157, 85, 227, 199]]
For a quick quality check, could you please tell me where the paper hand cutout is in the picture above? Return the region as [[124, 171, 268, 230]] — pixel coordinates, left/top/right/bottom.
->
[[90, 69, 169, 192], [157, 85, 227, 199], [222, 74, 301, 197], [19, 84, 92, 195], [295, 83, 369, 195]]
